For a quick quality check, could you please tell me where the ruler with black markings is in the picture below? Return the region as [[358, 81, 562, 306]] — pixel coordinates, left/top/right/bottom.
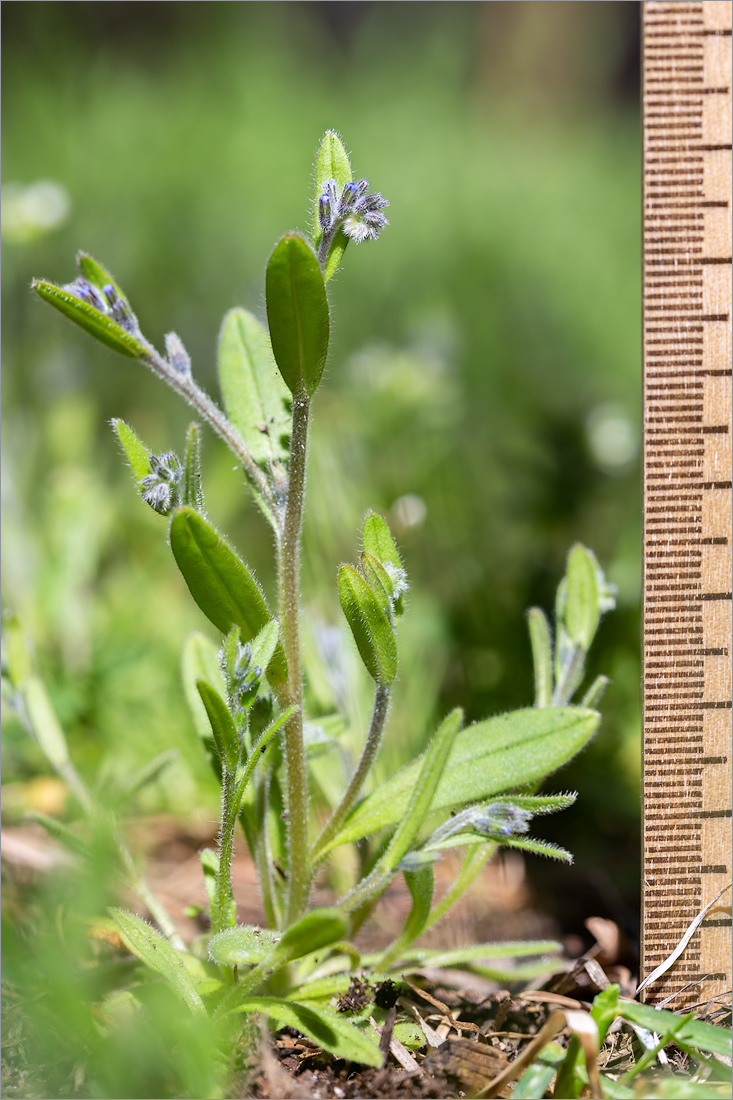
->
[[642, 0, 732, 1011]]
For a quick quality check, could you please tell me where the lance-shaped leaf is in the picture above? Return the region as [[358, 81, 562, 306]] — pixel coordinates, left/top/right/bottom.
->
[[32, 279, 147, 359], [338, 564, 397, 685], [564, 543, 601, 650], [217, 307, 292, 470], [118, 750, 179, 804], [379, 708, 462, 873], [183, 423, 204, 510], [76, 251, 128, 302], [232, 997, 382, 1067], [312, 130, 353, 280], [322, 707, 600, 854], [362, 511, 406, 618], [272, 909, 348, 965], [111, 419, 152, 482], [360, 552, 393, 617], [182, 631, 227, 752], [312, 130, 352, 247], [527, 607, 553, 707], [110, 908, 206, 1015], [362, 511, 402, 574], [169, 507, 287, 686], [24, 676, 72, 774], [196, 680, 239, 770], [265, 234, 329, 396], [376, 866, 434, 970]]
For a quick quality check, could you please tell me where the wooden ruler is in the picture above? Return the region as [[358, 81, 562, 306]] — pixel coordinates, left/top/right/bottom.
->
[[642, 0, 732, 1011]]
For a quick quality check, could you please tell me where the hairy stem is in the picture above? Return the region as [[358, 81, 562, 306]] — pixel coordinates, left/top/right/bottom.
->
[[421, 842, 497, 933], [139, 343, 280, 525], [311, 683, 391, 865], [213, 767, 237, 936], [278, 391, 311, 924]]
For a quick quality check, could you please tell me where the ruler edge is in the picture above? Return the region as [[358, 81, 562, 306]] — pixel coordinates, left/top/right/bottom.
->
[[640, 0, 733, 1009]]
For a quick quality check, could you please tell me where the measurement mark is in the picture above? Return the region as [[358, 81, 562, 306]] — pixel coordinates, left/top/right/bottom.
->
[[642, 0, 732, 1012]]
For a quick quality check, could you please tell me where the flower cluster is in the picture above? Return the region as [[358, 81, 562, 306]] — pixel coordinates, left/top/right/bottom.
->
[[139, 452, 182, 515], [65, 278, 139, 334], [317, 178, 389, 262]]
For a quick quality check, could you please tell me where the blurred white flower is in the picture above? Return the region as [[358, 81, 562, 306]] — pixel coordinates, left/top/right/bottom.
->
[[2, 180, 71, 243], [585, 403, 637, 473]]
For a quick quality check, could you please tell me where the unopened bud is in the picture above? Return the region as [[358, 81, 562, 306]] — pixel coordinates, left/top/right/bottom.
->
[[165, 331, 191, 376]]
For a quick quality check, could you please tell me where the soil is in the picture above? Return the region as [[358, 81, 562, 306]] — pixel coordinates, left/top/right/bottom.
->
[[2, 817, 641, 1100]]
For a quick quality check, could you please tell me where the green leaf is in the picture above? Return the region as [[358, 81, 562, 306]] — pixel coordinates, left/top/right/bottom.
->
[[232, 997, 382, 1067], [323, 707, 599, 854], [76, 251, 128, 301], [380, 708, 462, 872], [377, 866, 434, 969], [110, 908, 206, 1015], [32, 279, 147, 359], [493, 834, 573, 863], [119, 750, 179, 803], [2, 613, 33, 689], [400, 940, 563, 970], [24, 676, 71, 773], [527, 607, 553, 707], [265, 234, 330, 396], [564, 544, 601, 650], [200, 848, 219, 912], [169, 507, 287, 686], [338, 564, 397, 685], [111, 419, 152, 482], [615, 998, 733, 1059], [183, 423, 204, 510], [361, 511, 402, 574], [217, 308, 292, 470], [230, 703, 297, 816], [312, 131, 353, 280], [208, 924, 281, 967], [248, 621, 280, 687], [312, 130, 352, 247], [360, 552, 393, 616], [27, 812, 90, 859], [272, 909, 349, 965], [196, 680, 240, 770], [511, 1042, 565, 1099], [361, 511, 406, 617], [181, 631, 227, 744]]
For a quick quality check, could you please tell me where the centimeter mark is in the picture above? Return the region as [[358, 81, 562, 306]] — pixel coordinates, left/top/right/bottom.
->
[[642, 1, 732, 1012]]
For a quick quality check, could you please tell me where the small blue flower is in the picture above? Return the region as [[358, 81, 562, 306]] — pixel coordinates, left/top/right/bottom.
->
[[316, 176, 389, 265], [139, 451, 182, 515]]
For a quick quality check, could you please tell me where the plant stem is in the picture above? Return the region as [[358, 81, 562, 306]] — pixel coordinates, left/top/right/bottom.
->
[[278, 391, 311, 924], [139, 343, 281, 525], [213, 767, 237, 936], [311, 683, 391, 865], [421, 842, 497, 933]]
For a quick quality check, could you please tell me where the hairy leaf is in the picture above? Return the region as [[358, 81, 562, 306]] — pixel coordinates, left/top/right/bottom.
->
[[265, 234, 329, 396], [323, 708, 599, 853], [208, 924, 281, 967], [217, 308, 292, 469], [111, 419, 152, 482], [273, 909, 349, 965], [233, 997, 382, 1067], [169, 507, 286, 685], [196, 680, 239, 770], [110, 908, 206, 1015], [32, 279, 146, 358], [338, 564, 397, 684]]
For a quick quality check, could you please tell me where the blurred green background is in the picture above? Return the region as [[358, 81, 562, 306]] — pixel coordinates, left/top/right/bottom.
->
[[3, 0, 640, 951]]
